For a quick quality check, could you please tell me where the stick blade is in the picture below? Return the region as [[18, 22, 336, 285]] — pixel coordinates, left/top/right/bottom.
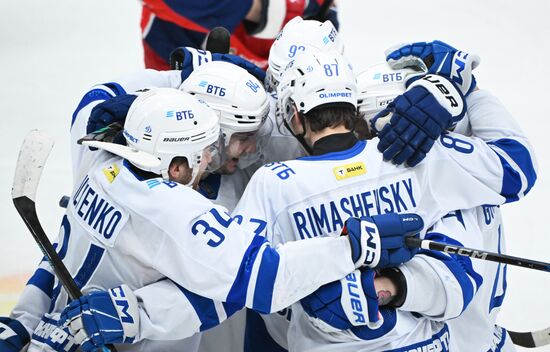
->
[[12, 130, 55, 201], [509, 327, 550, 348]]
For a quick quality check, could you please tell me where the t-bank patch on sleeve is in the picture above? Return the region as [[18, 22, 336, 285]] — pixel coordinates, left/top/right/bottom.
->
[[333, 162, 367, 180]]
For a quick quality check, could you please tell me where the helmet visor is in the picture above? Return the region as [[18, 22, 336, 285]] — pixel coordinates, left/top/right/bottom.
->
[[204, 135, 225, 173]]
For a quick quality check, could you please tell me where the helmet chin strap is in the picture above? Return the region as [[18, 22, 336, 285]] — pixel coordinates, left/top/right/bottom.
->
[[282, 111, 313, 155], [185, 166, 200, 188]]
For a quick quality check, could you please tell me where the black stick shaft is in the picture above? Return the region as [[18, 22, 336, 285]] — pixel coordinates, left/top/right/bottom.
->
[[13, 197, 82, 299], [406, 237, 550, 272], [14, 198, 118, 352]]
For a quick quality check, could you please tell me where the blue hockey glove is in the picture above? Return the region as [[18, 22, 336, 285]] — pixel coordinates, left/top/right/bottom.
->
[[86, 94, 137, 136], [373, 74, 466, 166], [60, 285, 139, 352], [0, 317, 30, 352], [385, 40, 480, 96], [301, 268, 381, 331], [173, 47, 266, 83], [344, 213, 423, 269]]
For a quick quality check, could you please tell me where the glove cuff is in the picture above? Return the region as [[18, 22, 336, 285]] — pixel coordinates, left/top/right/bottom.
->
[[408, 74, 466, 126], [0, 317, 31, 350], [179, 47, 213, 81], [345, 217, 382, 268], [451, 51, 480, 96], [108, 285, 139, 343]]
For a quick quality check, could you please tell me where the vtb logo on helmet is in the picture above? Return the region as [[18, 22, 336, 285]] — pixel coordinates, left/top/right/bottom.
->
[[357, 62, 423, 130], [165, 110, 195, 120], [180, 61, 269, 147], [123, 88, 221, 184]]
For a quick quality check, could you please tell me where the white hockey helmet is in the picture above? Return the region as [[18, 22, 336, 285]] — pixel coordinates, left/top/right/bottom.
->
[[179, 61, 270, 147], [123, 88, 221, 185], [266, 16, 344, 91], [276, 50, 357, 128], [357, 62, 423, 131]]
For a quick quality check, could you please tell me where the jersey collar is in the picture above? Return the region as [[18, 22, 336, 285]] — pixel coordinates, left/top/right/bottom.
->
[[299, 134, 366, 161]]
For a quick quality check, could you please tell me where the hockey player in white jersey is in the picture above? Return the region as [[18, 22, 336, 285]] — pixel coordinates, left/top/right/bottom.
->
[[73, 60, 269, 211], [328, 45, 531, 350], [259, 15, 345, 165], [230, 49, 537, 351], [376, 40, 532, 350], [1, 59, 271, 352], [1, 85, 430, 352]]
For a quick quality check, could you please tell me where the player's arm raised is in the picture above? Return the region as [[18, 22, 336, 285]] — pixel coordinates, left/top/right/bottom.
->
[[369, 74, 536, 226], [414, 86, 536, 226]]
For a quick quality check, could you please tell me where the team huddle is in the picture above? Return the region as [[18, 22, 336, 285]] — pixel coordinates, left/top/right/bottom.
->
[[1, 14, 537, 352]]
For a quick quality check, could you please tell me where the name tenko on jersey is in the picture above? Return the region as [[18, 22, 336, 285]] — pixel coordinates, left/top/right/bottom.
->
[[291, 177, 416, 239]]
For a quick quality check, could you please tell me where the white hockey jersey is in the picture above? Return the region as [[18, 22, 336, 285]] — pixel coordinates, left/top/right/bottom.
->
[[231, 90, 536, 351], [15, 82, 367, 352], [443, 91, 526, 352], [286, 209, 487, 352], [11, 68, 260, 352], [445, 206, 516, 352], [12, 77, 534, 351]]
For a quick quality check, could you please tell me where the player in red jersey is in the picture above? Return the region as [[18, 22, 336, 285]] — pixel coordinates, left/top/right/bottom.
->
[[140, 0, 337, 70]]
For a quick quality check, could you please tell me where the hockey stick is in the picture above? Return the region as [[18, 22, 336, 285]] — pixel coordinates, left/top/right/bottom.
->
[[405, 237, 550, 272], [508, 327, 550, 348], [170, 26, 230, 70], [305, 0, 333, 22], [77, 123, 161, 170], [204, 26, 231, 54], [12, 130, 116, 352]]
